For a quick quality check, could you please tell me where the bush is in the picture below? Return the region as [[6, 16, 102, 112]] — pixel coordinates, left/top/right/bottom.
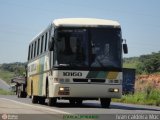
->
[[113, 89, 160, 106], [0, 89, 14, 95]]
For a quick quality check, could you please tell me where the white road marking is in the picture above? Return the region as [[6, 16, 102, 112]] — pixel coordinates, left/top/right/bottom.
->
[[0, 79, 10, 91], [0, 79, 10, 87], [0, 98, 70, 114]]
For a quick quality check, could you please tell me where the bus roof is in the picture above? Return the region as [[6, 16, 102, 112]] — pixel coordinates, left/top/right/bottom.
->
[[29, 18, 120, 44], [53, 18, 120, 27]]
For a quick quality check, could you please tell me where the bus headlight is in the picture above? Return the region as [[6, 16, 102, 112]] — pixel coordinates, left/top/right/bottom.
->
[[114, 88, 119, 92], [58, 87, 70, 95], [59, 87, 70, 91], [108, 88, 119, 93], [59, 87, 65, 91]]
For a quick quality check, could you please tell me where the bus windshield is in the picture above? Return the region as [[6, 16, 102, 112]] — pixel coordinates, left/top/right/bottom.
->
[[55, 29, 89, 67], [54, 28, 122, 68], [90, 28, 122, 68]]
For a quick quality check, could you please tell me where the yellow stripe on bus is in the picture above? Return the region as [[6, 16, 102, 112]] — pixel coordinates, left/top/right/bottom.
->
[[107, 72, 118, 79]]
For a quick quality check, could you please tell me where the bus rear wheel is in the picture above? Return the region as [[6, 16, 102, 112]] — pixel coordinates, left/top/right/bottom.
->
[[100, 98, 111, 108], [32, 95, 38, 104], [47, 98, 57, 106], [31, 82, 38, 104], [39, 97, 46, 104]]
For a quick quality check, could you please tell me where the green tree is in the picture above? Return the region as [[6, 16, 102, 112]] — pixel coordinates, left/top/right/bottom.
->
[[137, 52, 160, 74]]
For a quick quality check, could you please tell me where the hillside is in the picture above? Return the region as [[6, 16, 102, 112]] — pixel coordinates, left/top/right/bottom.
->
[[136, 74, 160, 91], [123, 51, 160, 74], [0, 62, 26, 84]]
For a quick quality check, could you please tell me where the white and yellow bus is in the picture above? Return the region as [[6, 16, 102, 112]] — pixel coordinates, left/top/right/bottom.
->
[[27, 18, 128, 108]]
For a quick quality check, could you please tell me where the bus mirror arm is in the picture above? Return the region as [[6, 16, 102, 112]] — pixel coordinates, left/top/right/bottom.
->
[[49, 37, 54, 51], [123, 39, 128, 54]]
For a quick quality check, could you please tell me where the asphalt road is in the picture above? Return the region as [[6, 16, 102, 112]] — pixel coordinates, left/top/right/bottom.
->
[[0, 79, 10, 91], [0, 95, 160, 120]]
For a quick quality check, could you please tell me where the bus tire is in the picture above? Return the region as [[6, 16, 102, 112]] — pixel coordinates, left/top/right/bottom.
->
[[48, 98, 57, 106], [100, 98, 111, 108], [32, 96, 38, 104], [39, 97, 46, 104], [31, 82, 38, 103]]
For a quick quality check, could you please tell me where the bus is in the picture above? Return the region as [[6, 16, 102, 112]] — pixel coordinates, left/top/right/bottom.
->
[[27, 18, 128, 108]]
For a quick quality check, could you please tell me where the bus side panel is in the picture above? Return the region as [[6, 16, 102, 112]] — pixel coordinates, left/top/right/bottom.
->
[[42, 72, 48, 96], [39, 55, 49, 96], [38, 73, 47, 96], [33, 75, 39, 96], [27, 75, 39, 96], [27, 58, 40, 96], [27, 77, 31, 96], [27, 54, 49, 97]]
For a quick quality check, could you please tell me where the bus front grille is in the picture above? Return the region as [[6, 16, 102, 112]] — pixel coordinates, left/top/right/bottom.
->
[[73, 79, 105, 83], [73, 79, 88, 82]]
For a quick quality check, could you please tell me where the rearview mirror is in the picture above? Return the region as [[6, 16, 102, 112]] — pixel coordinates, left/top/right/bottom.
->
[[123, 39, 128, 54], [123, 44, 128, 54], [48, 37, 54, 51]]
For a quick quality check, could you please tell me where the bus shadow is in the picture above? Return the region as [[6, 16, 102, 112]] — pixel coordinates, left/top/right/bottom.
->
[[44, 102, 101, 108], [49, 102, 160, 111], [53, 103, 100, 108]]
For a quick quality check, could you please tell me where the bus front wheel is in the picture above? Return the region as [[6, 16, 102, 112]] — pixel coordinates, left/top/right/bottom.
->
[[100, 98, 111, 108]]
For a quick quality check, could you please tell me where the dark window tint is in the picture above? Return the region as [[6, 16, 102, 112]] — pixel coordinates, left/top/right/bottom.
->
[[44, 32, 48, 51], [28, 45, 31, 60], [41, 35, 44, 53], [34, 41, 37, 57], [37, 38, 40, 56], [31, 44, 33, 59]]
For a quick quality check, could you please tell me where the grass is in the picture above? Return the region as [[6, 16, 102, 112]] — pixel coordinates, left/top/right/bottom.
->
[[113, 73, 160, 106], [113, 89, 160, 106], [0, 89, 14, 95], [0, 69, 15, 95], [0, 69, 15, 84], [123, 57, 140, 69]]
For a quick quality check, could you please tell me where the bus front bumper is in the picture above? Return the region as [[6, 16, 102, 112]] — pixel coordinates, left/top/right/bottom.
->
[[50, 83, 122, 98]]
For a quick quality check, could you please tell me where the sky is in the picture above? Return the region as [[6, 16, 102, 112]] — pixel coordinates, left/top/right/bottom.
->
[[0, 0, 160, 63]]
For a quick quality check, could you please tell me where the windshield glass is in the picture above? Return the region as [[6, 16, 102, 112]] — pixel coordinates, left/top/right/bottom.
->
[[90, 28, 122, 68], [54, 27, 122, 68], [55, 29, 88, 67]]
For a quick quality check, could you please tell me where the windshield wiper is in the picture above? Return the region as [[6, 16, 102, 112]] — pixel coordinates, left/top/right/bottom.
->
[[96, 58, 104, 67], [59, 64, 70, 67]]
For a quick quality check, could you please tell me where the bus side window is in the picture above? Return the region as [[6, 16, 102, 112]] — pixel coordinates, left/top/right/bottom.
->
[[37, 38, 40, 56], [31, 43, 34, 59], [34, 41, 37, 57], [41, 35, 44, 53], [28, 45, 31, 60], [44, 32, 48, 51]]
